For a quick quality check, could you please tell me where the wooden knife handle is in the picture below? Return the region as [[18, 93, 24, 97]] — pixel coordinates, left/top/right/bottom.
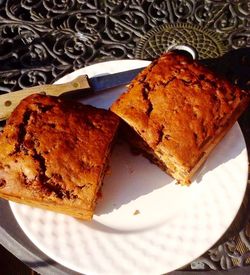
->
[[0, 75, 90, 121]]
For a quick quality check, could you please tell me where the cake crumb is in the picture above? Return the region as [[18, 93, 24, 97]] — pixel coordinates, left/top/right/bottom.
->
[[129, 167, 134, 174], [133, 209, 140, 215], [125, 163, 135, 174], [105, 165, 112, 176]]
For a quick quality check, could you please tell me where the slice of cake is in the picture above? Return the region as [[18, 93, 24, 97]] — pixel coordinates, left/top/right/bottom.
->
[[0, 94, 119, 219], [111, 52, 249, 185]]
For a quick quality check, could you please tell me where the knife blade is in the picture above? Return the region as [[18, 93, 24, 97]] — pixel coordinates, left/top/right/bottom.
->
[[89, 67, 144, 92], [0, 66, 145, 121]]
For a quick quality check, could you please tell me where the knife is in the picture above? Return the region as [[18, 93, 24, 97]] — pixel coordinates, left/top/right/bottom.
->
[[0, 67, 145, 121]]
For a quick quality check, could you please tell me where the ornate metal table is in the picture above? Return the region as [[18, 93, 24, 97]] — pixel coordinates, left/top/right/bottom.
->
[[0, 0, 249, 274]]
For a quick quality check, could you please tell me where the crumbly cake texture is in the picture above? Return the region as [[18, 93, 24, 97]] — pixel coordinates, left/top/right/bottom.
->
[[111, 52, 250, 185], [0, 94, 119, 219]]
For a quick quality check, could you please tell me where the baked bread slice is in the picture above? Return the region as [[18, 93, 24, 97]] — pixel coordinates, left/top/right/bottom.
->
[[111, 52, 250, 185], [0, 94, 119, 219]]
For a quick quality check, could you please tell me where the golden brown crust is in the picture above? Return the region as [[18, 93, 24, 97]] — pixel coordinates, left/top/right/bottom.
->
[[0, 94, 120, 219], [111, 52, 250, 185]]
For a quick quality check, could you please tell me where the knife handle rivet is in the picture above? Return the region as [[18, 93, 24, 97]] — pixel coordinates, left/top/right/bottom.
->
[[73, 82, 79, 88], [4, 100, 11, 107]]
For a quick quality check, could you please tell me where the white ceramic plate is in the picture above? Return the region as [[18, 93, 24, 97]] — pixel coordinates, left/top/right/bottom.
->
[[10, 60, 248, 275]]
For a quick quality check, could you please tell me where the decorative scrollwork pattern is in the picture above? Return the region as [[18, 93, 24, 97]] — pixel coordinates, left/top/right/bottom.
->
[[0, 0, 249, 91], [134, 23, 228, 60]]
